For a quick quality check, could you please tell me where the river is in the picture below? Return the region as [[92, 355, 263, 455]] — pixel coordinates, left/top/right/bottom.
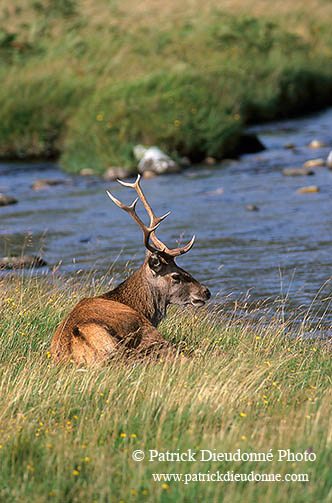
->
[[1, 108, 332, 325]]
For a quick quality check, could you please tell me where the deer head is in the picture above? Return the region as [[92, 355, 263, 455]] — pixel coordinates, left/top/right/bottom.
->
[[106, 175, 210, 311]]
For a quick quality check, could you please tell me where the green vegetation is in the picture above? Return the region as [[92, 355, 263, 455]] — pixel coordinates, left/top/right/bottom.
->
[[0, 272, 331, 502], [0, 0, 332, 173]]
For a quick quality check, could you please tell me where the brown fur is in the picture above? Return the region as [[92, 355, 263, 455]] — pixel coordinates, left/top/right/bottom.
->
[[51, 254, 210, 365], [51, 176, 210, 365]]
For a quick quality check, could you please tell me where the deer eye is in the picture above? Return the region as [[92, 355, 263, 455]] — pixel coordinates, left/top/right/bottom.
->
[[148, 254, 162, 272], [171, 273, 181, 283]]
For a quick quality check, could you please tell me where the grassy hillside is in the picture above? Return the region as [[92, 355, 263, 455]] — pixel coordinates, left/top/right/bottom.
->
[[0, 272, 331, 502], [0, 0, 332, 173]]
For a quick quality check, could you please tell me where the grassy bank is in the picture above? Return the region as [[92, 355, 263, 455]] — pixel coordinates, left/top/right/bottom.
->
[[0, 1, 332, 173], [0, 271, 331, 502]]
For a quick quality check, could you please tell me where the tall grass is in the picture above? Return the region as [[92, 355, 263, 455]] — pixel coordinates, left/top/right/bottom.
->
[[0, 271, 331, 502], [1, 1, 332, 171]]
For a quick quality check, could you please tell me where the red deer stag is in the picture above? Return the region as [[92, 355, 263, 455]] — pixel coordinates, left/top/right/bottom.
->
[[51, 175, 210, 364]]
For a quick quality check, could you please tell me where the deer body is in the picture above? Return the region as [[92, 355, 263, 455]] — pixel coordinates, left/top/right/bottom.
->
[[51, 176, 210, 365]]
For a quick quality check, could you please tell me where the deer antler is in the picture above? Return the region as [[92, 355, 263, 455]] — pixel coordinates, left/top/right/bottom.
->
[[106, 191, 161, 254], [108, 174, 195, 257]]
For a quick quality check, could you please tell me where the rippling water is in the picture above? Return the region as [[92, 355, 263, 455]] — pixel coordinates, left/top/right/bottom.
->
[[1, 109, 332, 323]]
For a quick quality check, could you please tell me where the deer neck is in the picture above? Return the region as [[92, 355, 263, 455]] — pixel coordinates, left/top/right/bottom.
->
[[103, 265, 168, 327]]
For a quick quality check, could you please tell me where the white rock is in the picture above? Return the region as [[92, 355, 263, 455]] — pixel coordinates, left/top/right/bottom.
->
[[309, 139, 327, 149], [134, 145, 180, 175], [327, 151, 332, 169], [133, 144, 147, 161]]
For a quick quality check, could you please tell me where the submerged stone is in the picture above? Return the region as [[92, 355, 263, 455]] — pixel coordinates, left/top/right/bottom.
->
[[247, 204, 259, 211], [204, 156, 217, 165], [0, 193, 18, 206], [142, 171, 156, 179], [0, 255, 47, 269], [283, 168, 314, 176], [31, 179, 68, 190], [80, 168, 94, 176], [327, 151, 332, 169], [302, 158, 325, 169], [179, 157, 191, 167], [103, 167, 129, 181], [296, 186, 320, 194], [308, 139, 327, 149]]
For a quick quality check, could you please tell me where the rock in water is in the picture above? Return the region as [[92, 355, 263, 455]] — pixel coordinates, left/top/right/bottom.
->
[[80, 168, 94, 176], [327, 151, 332, 169], [308, 139, 327, 149], [31, 179, 68, 190], [142, 171, 156, 179], [0, 193, 18, 206], [247, 204, 259, 211], [283, 168, 314, 176], [296, 186, 320, 194], [179, 157, 191, 167], [0, 255, 47, 269], [134, 145, 180, 175], [302, 158, 325, 169], [133, 145, 147, 161], [103, 167, 129, 181], [204, 156, 217, 165]]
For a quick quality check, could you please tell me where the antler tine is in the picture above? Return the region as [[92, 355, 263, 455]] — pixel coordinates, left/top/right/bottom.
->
[[165, 234, 196, 257], [118, 175, 164, 220], [117, 175, 170, 251], [118, 175, 170, 226], [106, 190, 160, 254], [115, 175, 196, 258]]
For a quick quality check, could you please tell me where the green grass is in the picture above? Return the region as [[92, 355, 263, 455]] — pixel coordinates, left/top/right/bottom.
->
[[0, 271, 331, 502], [1, 1, 332, 172]]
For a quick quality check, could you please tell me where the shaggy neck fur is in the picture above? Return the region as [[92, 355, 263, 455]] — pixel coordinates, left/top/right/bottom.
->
[[101, 261, 168, 327]]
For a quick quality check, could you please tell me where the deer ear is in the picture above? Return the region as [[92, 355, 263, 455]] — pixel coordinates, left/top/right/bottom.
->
[[148, 253, 162, 273]]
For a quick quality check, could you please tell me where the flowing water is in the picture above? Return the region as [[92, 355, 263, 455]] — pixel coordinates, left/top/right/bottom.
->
[[1, 109, 332, 325]]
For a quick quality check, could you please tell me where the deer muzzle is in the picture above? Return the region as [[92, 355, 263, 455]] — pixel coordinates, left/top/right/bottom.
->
[[191, 286, 211, 307]]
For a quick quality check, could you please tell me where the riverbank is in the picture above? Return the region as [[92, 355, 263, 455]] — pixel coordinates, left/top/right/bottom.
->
[[1, 0, 332, 174], [0, 273, 331, 502], [2, 106, 332, 313]]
